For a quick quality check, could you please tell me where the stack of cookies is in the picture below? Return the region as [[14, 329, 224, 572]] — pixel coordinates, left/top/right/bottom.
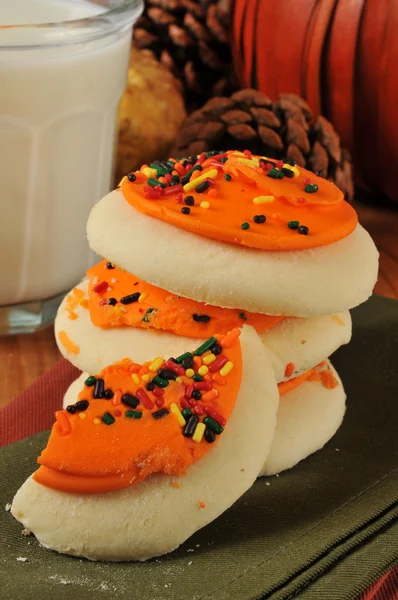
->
[[12, 150, 378, 561]]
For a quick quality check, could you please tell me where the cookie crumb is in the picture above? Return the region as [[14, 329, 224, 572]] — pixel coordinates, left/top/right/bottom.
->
[[21, 529, 31, 536], [198, 501, 206, 509], [5, 503, 11, 511], [16, 557, 27, 562]]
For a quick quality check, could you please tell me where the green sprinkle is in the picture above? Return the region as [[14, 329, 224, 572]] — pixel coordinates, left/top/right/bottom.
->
[[152, 375, 169, 388], [125, 410, 142, 419], [288, 220, 300, 230], [192, 374, 204, 382], [304, 183, 318, 193], [224, 173, 232, 181], [221, 157, 228, 163], [84, 375, 96, 387], [176, 351, 193, 364], [203, 416, 224, 434], [149, 163, 170, 177], [182, 408, 192, 419], [241, 222, 250, 230], [102, 412, 115, 425], [267, 168, 284, 179], [147, 177, 165, 188], [194, 336, 217, 356], [142, 307, 155, 323]]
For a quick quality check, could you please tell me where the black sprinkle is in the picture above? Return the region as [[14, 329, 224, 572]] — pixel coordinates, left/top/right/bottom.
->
[[158, 368, 177, 381], [181, 206, 191, 215], [93, 378, 105, 399], [66, 405, 77, 414], [193, 313, 211, 323], [120, 292, 140, 305], [184, 195, 194, 206], [211, 343, 222, 355], [76, 400, 89, 411], [145, 381, 156, 391], [253, 215, 266, 224], [152, 408, 170, 420], [107, 297, 117, 306], [127, 173, 136, 182], [239, 312, 247, 320], [281, 167, 294, 178], [104, 389, 114, 400], [106, 262, 115, 269], [205, 427, 216, 443], [183, 414, 199, 437], [195, 180, 211, 194], [298, 225, 309, 235], [122, 393, 140, 409], [181, 356, 194, 370], [192, 389, 202, 400]]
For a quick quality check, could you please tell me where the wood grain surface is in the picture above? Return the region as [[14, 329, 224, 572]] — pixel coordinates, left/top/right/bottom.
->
[[1, 204, 397, 407]]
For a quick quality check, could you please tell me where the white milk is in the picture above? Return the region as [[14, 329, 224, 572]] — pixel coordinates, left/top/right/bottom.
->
[[0, 0, 138, 305]]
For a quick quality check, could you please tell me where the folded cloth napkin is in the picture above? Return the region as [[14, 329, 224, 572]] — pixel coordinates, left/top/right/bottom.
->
[[0, 295, 397, 599]]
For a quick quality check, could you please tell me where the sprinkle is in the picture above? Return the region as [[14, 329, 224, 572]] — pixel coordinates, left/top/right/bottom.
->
[[205, 427, 216, 443], [213, 374, 227, 386], [298, 225, 309, 235], [220, 328, 241, 348], [208, 188, 218, 198], [170, 403, 186, 427], [79, 412, 87, 420], [153, 387, 164, 398], [284, 363, 295, 378], [141, 373, 151, 382], [176, 351, 193, 364], [198, 365, 209, 376], [136, 389, 154, 409], [102, 413, 115, 425], [304, 183, 318, 193], [127, 173, 136, 182], [253, 195, 274, 204], [220, 361, 234, 376], [224, 173, 232, 181], [158, 368, 177, 381], [152, 375, 169, 388], [205, 406, 226, 427], [131, 373, 140, 385], [194, 380, 212, 391], [194, 337, 217, 356], [191, 389, 201, 400], [267, 167, 284, 179], [164, 359, 185, 376], [152, 408, 169, 419], [200, 200, 210, 209], [202, 353, 216, 366], [85, 375, 96, 387], [185, 384, 194, 399], [176, 376, 182, 383], [76, 400, 89, 411], [93, 378, 105, 399], [93, 281, 108, 294], [142, 167, 158, 178], [138, 292, 148, 303], [149, 357, 164, 372], [93, 417, 101, 426], [125, 410, 142, 419], [208, 355, 228, 373], [181, 356, 194, 370], [182, 408, 192, 419], [199, 501, 206, 509], [241, 222, 250, 230], [183, 169, 217, 192], [195, 180, 211, 194], [185, 368, 195, 378], [203, 416, 224, 434], [66, 404, 76, 414], [55, 411, 71, 435], [114, 409, 122, 417], [184, 195, 194, 206], [288, 220, 300, 229], [202, 389, 219, 403], [120, 292, 140, 305], [121, 393, 139, 409], [192, 313, 211, 323], [183, 414, 199, 437], [106, 297, 117, 306], [113, 305, 123, 318], [194, 404, 205, 415], [253, 214, 266, 224], [211, 342, 222, 354], [181, 206, 191, 215], [192, 422, 206, 443], [111, 390, 121, 404]]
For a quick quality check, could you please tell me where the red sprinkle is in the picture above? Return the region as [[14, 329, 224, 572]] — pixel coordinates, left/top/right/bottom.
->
[[180, 397, 191, 409], [99, 299, 107, 306], [298, 197, 307, 205], [156, 397, 165, 408], [194, 405, 205, 415], [276, 160, 284, 169], [194, 381, 212, 391], [163, 184, 183, 196], [205, 406, 226, 427], [144, 186, 162, 200], [152, 387, 164, 398], [164, 360, 185, 376], [243, 149, 253, 158], [208, 355, 228, 373], [189, 399, 197, 408], [93, 281, 108, 294], [185, 384, 194, 399], [265, 162, 273, 171], [175, 192, 183, 204], [303, 178, 311, 185], [165, 174, 172, 183], [136, 389, 154, 410], [284, 362, 295, 378], [114, 410, 122, 417]]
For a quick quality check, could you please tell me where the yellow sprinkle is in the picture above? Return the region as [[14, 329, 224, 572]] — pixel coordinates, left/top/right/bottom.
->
[[138, 292, 148, 303], [142, 373, 151, 382], [170, 403, 186, 427], [185, 368, 195, 378], [237, 157, 260, 167], [176, 376, 182, 383], [142, 167, 157, 178], [131, 373, 140, 385], [192, 422, 206, 443], [198, 365, 209, 376], [220, 361, 234, 377], [202, 353, 216, 366], [113, 305, 122, 318], [200, 201, 210, 209], [93, 417, 101, 425], [183, 168, 218, 192], [149, 357, 164, 372], [79, 412, 87, 420], [253, 195, 275, 204], [79, 297, 88, 309]]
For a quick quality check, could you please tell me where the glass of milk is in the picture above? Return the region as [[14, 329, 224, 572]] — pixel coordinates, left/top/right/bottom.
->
[[0, 0, 142, 334]]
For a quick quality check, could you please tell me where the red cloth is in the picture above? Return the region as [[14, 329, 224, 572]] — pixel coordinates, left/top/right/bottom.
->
[[0, 359, 397, 598]]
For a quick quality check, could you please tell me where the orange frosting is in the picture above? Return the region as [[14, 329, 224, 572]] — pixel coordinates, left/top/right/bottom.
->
[[278, 362, 339, 395], [121, 150, 358, 251], [87, 260, 284, 337], [33, 332, 242, 494]]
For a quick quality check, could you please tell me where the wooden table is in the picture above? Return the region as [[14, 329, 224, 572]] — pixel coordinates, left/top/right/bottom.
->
[[1, 203, 397, 407]]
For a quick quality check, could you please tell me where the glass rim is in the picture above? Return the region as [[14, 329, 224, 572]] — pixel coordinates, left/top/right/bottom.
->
[[0, 0, 143, 50]]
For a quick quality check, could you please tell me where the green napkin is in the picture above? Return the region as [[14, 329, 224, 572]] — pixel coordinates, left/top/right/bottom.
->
[[1, 295, 397, 599]]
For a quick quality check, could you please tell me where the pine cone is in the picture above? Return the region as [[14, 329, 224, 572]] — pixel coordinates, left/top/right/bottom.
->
[[173, 89, 354, 201], [133, 0, 234, 110]]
